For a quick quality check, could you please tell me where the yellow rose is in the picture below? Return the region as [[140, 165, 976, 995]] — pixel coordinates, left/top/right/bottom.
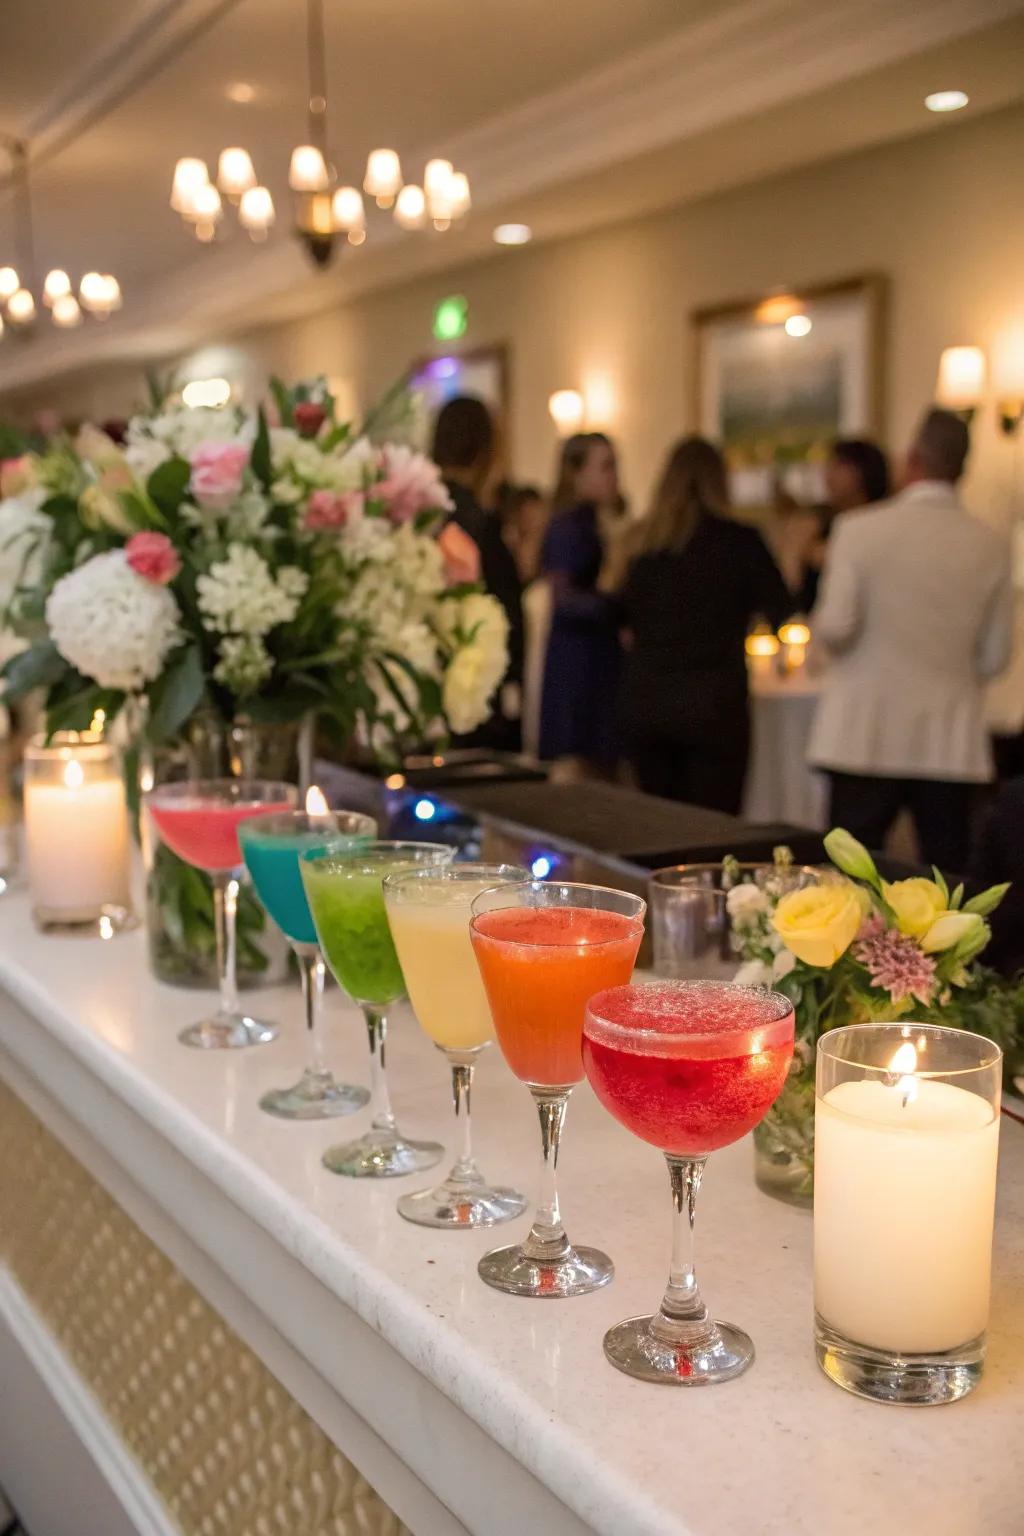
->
[[882, 878, 947, 939], [772, 880, 863, 968], [921, 911, 985, 955]]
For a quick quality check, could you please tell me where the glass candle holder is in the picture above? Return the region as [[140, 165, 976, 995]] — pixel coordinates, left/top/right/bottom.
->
[[814, 1022, 1002, 1405], [24, 733, 133, 934]]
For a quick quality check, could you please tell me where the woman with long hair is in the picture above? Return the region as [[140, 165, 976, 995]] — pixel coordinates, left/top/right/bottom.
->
[[616, 436, 790, 812], [538, 432, 622, 774]]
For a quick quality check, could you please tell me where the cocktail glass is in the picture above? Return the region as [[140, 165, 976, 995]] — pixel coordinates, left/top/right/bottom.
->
[[300, 840, 454, 1177], [469, 881, 645, 1297], [583, 980, 795, 1383], [383, 863, 531, 1228], [146, 778, 298, 1049], [239, 807, 377, 1119]]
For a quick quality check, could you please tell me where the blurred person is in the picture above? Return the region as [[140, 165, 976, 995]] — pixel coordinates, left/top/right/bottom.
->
[[432, 396, 524, 749], [494, 481, 547, 584], [775, 441, 891, 611], [810, 408, 1012, 870], [538, 432, 622, 775], [615, 437, 790, 812], [825, 438, 890, 514]]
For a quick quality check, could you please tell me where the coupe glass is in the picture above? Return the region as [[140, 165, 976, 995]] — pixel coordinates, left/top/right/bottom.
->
[[146, 778, 298, 1049], [383, 863, 531, 1228], [469, 881, 645, 1297], [239, 808, 377, 1119], [583, 980, 795, 1383], [300, 840, 454, 1177]]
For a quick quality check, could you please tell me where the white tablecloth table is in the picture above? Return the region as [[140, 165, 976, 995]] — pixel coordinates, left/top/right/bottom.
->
[[744, 665, 827, 830]]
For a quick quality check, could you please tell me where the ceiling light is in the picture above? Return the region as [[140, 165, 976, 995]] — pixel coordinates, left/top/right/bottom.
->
[[6, 287, 35, 324], [217, 146, 256, 198], [364, 148, 402, 207], [424, 158, 453, 201], [0, 266, 20, 299], [332, 185, 365, 229], [238, 185, 275, 237], [394, 184, 427, 230], [42, 269, 71, 306], [448, 172, 471, 218], [289, 144, 329, 192], [494, 223, 531, 246], [51, 294, 82, 327], [170, 157, 209, 212], [925, 90, 969, 113], [226, 81, 255, 104], [785, 314, 812, 337]]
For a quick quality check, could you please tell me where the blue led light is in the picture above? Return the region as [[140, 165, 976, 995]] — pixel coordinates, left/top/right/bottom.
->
[[531, 854, 553, 879], [413, 797, 437, 821]]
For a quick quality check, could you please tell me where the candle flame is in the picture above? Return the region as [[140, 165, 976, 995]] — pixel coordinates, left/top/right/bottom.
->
[[305, 784, 329, 815], [89, 707, 106, 735], [63, 759, 85, 790], [888, 1041, 919, 1107]]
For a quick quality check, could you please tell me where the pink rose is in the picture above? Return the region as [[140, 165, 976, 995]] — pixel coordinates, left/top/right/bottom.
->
[[125, 531, 181, 585], [304, 488, 362, 531], [1, 454, 36, 498], [294, 401, 327, 439], [376, 444, 453, 524], [189, 441, 249, 509]]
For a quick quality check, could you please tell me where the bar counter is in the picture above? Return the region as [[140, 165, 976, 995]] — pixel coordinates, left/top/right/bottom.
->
[[2, 885, 1023, 1536]]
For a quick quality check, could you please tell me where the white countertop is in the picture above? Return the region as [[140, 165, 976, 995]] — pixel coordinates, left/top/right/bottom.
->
[[2, 889, 1023, 1536]]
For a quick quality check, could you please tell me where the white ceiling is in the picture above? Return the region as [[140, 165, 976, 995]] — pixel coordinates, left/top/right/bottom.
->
[[1, 0, 1023, 393]]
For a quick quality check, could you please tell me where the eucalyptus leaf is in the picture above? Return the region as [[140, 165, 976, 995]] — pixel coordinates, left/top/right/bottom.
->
[[146, 644, 204, 742], [2, 639, 68, 696]]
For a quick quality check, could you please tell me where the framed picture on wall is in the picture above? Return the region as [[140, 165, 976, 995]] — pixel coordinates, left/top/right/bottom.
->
[[692, 275, 885, 507], [407, 343, 510, 451]]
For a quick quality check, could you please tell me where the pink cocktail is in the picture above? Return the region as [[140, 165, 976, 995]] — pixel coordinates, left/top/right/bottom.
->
[[146, 778, 298, 1049], [583, 981, 794, 1385]]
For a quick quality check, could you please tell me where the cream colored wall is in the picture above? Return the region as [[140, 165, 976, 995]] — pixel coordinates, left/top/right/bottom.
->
[[9, 103, 1024, 525]]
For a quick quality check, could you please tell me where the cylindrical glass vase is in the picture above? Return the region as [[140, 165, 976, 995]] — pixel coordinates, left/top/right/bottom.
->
[[24, 732, 132, 933], [814, 1022, 1001, 1405]]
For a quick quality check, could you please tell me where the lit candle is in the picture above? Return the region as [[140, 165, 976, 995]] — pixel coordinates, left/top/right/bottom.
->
[[814, 1023, 1001, 1404], [24, 734, 131, 929], [745, 626, 780, 680], [778, 618, 811, 673]]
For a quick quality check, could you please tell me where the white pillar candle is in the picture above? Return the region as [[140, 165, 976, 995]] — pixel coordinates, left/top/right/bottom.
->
[[815, 1071, 999, 1355], [24, 737, 131, 921]]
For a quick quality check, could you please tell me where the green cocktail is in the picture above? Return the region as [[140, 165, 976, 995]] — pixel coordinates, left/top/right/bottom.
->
[[300, 840, 454, 1177]]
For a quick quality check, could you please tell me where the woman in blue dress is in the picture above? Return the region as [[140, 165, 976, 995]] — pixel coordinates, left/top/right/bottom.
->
[[538, 432, 623, 773]]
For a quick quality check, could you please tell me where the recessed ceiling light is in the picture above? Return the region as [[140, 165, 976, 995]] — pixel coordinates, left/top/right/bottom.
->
[[227, 81, 256, 104], [493, 223, 531, 246], [925, 90, 968, 113], [785, 314, 812, 338]]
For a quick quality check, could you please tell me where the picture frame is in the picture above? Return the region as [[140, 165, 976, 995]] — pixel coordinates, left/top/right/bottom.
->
[[407, 342, 510, 451]]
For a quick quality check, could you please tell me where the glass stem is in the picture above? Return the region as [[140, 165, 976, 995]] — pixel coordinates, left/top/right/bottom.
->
[[444, 1050, 481, 1185], [212, 871, 240, 1017], [295, 943, 327, 1077], [364, 1007, 396, 1135], [521, 1086, 573, 1264], [650, 1154, 716, 1348]]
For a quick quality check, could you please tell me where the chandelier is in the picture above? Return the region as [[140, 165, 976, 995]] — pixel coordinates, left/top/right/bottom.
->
[[169, 0, 470, 267], [1, 139, 122, 335]]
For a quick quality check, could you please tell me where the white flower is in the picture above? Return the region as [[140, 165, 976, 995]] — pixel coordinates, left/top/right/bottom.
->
[[438, 592, 509, 734], [46, 549, 179, 690], [370, 620, 440, 732], [125, 404, 254, 481], [197, 544, 307, 637], [0, 488, 50, 614], [726, 883, 769, 922], [214, 635, 273, 695], [771, 948, 797, 981], [733, 959, 771, 987]]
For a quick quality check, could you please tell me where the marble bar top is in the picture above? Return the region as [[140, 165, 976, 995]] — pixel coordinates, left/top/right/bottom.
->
[[1, 889, 1023, 1536]]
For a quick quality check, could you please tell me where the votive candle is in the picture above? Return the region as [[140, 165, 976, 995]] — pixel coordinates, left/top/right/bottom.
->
[[24, 733, 131, 927]]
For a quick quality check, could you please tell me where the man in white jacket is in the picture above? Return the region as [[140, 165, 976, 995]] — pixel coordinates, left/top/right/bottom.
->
[[809, 408, 1012, 870]]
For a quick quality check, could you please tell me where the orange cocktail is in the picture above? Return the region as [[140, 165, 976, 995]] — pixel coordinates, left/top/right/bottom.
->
[[471, 906, 642, 1086], [469, 881, 645, 1299]]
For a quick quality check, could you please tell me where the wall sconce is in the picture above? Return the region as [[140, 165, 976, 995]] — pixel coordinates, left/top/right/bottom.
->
[[993, 334, 1024, 436], [548, 388, 585, 435], [935, 345, 986, 422]]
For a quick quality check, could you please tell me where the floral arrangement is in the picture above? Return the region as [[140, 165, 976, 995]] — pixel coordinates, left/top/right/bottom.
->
[[728, 830, 1015, 1202], [0, 377, 509, 752]]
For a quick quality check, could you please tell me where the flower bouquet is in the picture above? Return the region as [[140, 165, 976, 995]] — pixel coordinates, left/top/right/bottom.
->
[[728, 830, 1014, 1205], [0, 377, 509, 980]]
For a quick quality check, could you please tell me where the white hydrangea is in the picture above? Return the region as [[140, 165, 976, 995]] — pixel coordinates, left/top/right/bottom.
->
[[438, 593, 510, 734], [46, 550, 180, 690], [733, 959, 771, 988], [197, 543, 307, 637], [726, 882, 769, 923], [0, 487, 50, 614]]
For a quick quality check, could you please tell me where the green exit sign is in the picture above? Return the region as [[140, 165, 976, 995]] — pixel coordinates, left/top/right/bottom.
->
[[433, 294, 468, 342]]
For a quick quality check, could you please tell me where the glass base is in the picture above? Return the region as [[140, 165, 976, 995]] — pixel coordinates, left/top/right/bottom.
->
[[397, 1178, 527, 1229], [178, 1012, 278, 1049], [603, 1315, 754, 1385], [477, 1242, 614, 1297], [815, 1314, 984, 1405], [32, 903, 137, 938], [322, 1130, 444, 1179], [259, 1070, 369, 1121]]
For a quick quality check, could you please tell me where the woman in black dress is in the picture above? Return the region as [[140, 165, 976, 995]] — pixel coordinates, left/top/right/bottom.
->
[[616, 437, 790, 814], [538, 433, 622, 773]]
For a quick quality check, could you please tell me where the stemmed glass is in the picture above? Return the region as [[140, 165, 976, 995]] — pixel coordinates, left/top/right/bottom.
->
[[583, 980, 795, 1383], [383, 863, 530, 1228], [146, 778, 298, 1049], [300, 840, 454, 1177], [469, 881, 645, 1297], [239, 806, 377, 1119]]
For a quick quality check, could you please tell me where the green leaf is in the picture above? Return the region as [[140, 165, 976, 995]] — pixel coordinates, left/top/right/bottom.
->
[[47, 685, 123, 735], [2, 639, 68, 696], [147, 456, 191, 518], [269, 377, 293, 429], [251, 407, 272, 490], [962, 882, 1011, 918], [146, 644, 205, 742], [949, 883, 964, 910], [931, 865, 950, 905]]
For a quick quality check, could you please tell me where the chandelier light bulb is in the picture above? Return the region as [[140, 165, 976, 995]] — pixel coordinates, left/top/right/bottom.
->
[[448, 171, 471, 217], [364, 147, 402, 207], [217, 146, 257, 198], [80, 270, 119, 315], [52, 294, 82, 327], [347, 227, 366, 246], [0, 266, 20, 300], [102, 275, 122, 311], [170, 157, 209, 212], [289, 144, 329, 192], [239, 185, 275, 237], [394, 183, 427, 230], [7, 287, 36, 324], [332, 185, 365, 230], [191, 183, 223, 222], [423, 158, 453, 200], [43, 269, 71, 306]]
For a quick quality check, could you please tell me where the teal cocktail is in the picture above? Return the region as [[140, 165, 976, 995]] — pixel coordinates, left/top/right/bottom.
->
[[239, 807, 376, 1120], [301, 840, 454, 1177]]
